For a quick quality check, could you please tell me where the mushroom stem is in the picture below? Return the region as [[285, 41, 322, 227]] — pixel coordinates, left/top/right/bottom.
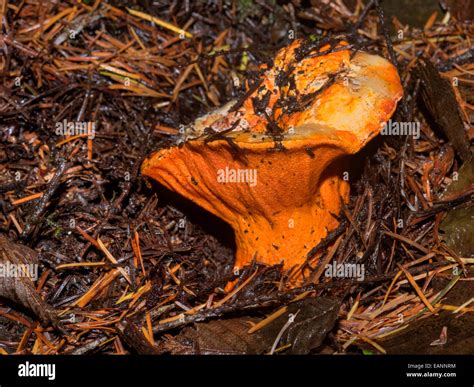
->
[[232, 179, 349, 272], [142, 138, 350, 277]]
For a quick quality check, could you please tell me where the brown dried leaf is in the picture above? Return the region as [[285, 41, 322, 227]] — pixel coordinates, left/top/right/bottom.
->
[[171, 297, 340, 355], [259, 297, 340, 354], [418, 59, 472, 163], [178, 317, 272, 354], [440, 159, 474, 257], [0, 234, 57, 326]]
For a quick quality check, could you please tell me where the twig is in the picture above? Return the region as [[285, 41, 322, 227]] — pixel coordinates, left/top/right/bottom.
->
[[21, 158, 69, 239]]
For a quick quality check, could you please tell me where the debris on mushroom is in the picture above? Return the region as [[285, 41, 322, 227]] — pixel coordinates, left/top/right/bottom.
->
[[142, 38, 403, 284]]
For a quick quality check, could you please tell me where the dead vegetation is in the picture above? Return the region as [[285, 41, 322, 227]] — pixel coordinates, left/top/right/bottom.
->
[[0, 0, 472, 354]]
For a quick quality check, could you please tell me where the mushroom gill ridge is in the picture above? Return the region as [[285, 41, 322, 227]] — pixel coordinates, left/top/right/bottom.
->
[[142, 38, 403, 284]]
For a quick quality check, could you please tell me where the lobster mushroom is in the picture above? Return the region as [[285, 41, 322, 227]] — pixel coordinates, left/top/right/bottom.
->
[[142, 39, 403, 284]]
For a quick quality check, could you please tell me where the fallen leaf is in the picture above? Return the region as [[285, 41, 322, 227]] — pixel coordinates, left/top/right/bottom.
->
[[178, 317, 272, 354], [259, 297, 341, 354], [418, 59, 471, 163], [440, 159, 474, 257], [167, 297, 340, 354], [0, 234, 57, 326]]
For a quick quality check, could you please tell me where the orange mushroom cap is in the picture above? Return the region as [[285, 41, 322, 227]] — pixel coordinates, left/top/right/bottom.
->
[[142, 39, 403, 284]]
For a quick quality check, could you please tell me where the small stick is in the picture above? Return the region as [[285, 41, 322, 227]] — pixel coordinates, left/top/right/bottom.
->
[[12, 192, 43, 206], [397, 264, 435, 312], [248, 306, 288, 334], [126, 8, 192, 38], [21, 158, 68, 239], [383, 230, 430, 254], [270, 310, 299, 355]]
